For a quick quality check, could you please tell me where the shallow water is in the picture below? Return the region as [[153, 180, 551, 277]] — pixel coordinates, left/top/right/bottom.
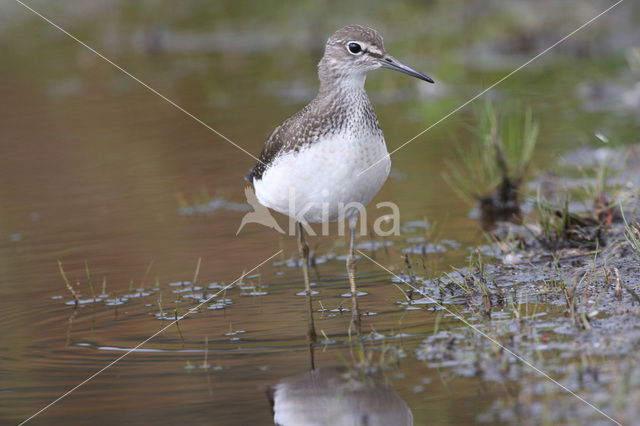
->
[[1, 1, 640, 425]]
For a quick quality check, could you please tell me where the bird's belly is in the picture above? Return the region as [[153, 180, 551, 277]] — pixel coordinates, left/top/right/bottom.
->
[[254, 135, 390, 223]]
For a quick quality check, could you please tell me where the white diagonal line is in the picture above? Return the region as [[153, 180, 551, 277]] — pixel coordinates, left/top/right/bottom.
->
[[358, 250, 621, 426], [18, 250, 282, 425], [14, 0, 263, 165], [358, 0, 625, 177]]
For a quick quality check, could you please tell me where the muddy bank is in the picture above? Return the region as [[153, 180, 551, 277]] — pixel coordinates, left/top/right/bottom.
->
[[406, 145, 640, 424]]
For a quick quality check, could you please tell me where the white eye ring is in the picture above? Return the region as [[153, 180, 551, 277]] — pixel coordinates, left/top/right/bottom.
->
[[347, 42, 363, 55]]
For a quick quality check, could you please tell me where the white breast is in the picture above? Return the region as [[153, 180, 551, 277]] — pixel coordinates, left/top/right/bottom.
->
[[254, 134, 390, 223]]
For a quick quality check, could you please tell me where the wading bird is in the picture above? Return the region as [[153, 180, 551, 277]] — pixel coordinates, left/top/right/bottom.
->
[[246, 25, 433, 329]]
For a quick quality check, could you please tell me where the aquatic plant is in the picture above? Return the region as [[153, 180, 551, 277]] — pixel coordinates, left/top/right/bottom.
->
[[444, 101, 538, 224], [531, 190, 606, 250], [58, 260, 80, 307], [570, 148, 630, 226], [622, 205, 640, 264]]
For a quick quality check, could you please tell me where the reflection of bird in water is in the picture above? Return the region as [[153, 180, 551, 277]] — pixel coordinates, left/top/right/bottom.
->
[[267, 252, 411, 425], [267, 367, 413, 426], [236, 187, 285, 235]]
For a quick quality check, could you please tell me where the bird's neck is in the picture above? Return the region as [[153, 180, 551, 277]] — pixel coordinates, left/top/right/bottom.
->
[[313, 59, 380, 136], [318, 73, 367, 96], [312, 74, 381, 138], [317, 57, 367, 98], [316, 74, 372, 119]]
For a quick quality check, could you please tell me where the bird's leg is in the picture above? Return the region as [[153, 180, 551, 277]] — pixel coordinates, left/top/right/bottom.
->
[[297, 221, 312, 294], [298, 222, 317, 343], [346, 217, 361, 335], [346, 216, 358, 295]]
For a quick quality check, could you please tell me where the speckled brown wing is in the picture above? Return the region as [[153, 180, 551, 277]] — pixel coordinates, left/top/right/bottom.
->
[[245, 123, 286, 182], [245, 104, 315, 182]]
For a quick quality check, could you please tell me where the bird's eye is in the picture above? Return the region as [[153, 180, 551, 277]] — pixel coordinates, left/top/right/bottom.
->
[[347, 42, 362, 54]]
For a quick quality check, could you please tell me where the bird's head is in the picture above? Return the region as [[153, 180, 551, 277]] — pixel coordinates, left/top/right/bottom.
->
[[319, 25, 433, 84]]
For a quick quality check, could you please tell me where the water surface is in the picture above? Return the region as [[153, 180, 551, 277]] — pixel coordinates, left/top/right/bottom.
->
[[1, 1, 639, 424]]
